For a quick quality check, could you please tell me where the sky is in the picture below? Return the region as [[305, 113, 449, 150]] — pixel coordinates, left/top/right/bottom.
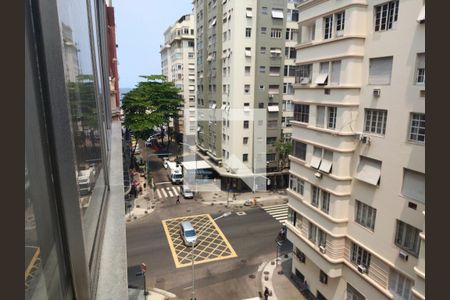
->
[[114, 0, 193, 89]]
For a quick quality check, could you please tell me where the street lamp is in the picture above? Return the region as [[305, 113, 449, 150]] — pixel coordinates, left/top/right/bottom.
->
[[190, 212, 232, 300]]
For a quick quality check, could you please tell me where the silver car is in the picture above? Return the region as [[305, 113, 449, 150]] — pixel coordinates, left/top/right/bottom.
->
[[180, 221, 198, 247], [180, 185, 194, 199]]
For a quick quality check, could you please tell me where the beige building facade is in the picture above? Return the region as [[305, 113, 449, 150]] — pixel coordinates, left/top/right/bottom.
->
[[160, 14, 197, 138], [287, 0, 425, 299]]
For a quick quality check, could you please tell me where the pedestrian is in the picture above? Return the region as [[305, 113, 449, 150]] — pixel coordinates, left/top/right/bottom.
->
[[264, 287, 270, 300], [176, 195, 180, 205]]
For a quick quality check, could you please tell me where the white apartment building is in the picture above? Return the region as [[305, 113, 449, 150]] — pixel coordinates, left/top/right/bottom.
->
[[160, 14, 197, 139], [286, 1, 425, 300], [194, 0, 299, 191]]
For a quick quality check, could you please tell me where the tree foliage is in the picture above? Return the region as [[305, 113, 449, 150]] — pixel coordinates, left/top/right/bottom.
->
[[274, 136, 293, 171], [121, 75, 183, 143]]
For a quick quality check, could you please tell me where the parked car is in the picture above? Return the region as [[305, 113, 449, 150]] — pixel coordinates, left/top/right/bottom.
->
[[180, 185, 194, 199], [179, 221, 198, 247]]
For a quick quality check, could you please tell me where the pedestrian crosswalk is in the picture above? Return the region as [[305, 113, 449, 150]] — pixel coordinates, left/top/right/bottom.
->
[[262, 204, 288, 224], [154, 186, 180, 200]]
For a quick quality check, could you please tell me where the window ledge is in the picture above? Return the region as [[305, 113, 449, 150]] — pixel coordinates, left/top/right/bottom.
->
[[296, 35, 366, 50], [294, 84, 361, 90], [95, 120, 128, 300]]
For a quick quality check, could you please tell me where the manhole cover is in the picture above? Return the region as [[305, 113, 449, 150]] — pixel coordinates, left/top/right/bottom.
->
[[249, 274, 256, 279], [236, 211, 247, 216]]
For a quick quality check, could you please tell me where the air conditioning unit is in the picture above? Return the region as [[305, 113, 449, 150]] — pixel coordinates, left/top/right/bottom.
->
[[359, 134, 371, 144], [357, 265, 368, 274], [319, 245, 326, 254], [314, 172, 322, 179], [399, 250, 409, 261], [300, 77, 310, 85], [373, 89, 381, 97]]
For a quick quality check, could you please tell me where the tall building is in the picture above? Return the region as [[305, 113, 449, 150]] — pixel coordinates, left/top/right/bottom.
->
[[194, 0, 299, 191], [25, 0, 127, 298], [106, 0, 121, 116], [286, 1, 425, 300], [160, 14, 197, 142]]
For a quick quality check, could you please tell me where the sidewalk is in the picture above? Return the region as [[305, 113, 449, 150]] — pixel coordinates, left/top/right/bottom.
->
[[126, 172, 156, 223], [128, 288, 177, 300], [259, 254, 306, 300], [198, 189, 288, 208]]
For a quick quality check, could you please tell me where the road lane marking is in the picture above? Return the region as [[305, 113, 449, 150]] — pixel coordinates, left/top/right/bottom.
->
[[168, 190, 174, 197], [172, 186, 179, 196]]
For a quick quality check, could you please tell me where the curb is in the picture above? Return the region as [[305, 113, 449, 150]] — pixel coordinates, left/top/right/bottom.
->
[[152, 288, 177, 299]]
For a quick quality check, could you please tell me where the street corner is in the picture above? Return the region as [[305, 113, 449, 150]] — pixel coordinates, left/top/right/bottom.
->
[[161, 214, 237, 268]]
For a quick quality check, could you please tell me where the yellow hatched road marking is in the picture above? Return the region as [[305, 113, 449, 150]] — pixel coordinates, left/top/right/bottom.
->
[[161, 219, 182, 268]]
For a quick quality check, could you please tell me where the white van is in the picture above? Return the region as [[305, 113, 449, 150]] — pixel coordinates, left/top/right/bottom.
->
[[167, 161, 183, 184]]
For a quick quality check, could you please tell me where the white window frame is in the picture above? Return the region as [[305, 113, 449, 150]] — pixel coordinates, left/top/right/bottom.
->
[[355, 200, 377, 231], [374, 0, 399, 32], [415, 53, 425, 84], [245, 27, 252, 38], [350, 242, 371, 269], [270, 28, 283, 39], [401, 168, 425, 203], [395, 220, 421, 256], [364, 109, 387, 135], [321, 191, 330, 214], [324, 15, 333, 39], [408, 113, 425, 143], [327, 106, 337, 129], [311, 185, 320, 207], [389, 269, 413, 300], [294, 104, 309, 123], [335, 11, 345, 36]]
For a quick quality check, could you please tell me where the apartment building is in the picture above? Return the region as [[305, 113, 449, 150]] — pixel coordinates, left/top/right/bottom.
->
[[25, 0, 127, 298], [286, 1, 425, 300], [160, 14, 197, 141], [194, 0, 299, 191]]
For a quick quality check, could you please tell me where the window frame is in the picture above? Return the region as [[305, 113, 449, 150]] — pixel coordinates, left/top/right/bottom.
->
[[364, 109, 388, 135], [408, 113, 425, 144], [350, 243, 372, 269], [374, 0, 399, 32], [395, 220, 421, 256], [355, 200, 377, 231]]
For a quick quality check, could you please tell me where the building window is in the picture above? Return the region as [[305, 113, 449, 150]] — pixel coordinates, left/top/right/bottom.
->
[[319, 271, 328, 284], [261, 6, 268, 15], [388, 269, 413, 300], [355, 200, 377, 231], [269, 66, 281, 76], [272, 8, 284, 19], [270, 28, 282, 39], [260, 47, 266, 54], [243, 137, 248, 145], [292, 140, 307, 161], [321, 191, 330, 214], [245, 66, 251, 76], [346, 284, 365, 300], [259, 66, 266, 73], [355, 156, 382, 186], [246, 8, 252, 18], [245, 27, 252, 38], [336, 11, 345, 35], [374, 0, 399, 32], [243, 154, 248, 162], [364, 109, 387, 135], [243, 120, 249, 128], [294, 247, 306, 263], [285, 28, 298, 41], [308, 223, 317, 242], [266, 153, 276, 161], [289, 175, 304, 195], [288, 9, 299, 22], [350, 243, 371, 269], [294, 104, 309, 123], [395, 220, 421, 256], [310, 147, 333, 173], [261, 27, 267, 34], [368, 56, 393, 85], [284, 65, 296, 77], [415, 53, 425, 84], [311, 185, 320, 207], [401, 168, 425, 203], [267, 120, 278, 128], [295, 64, 312, 84], [283, 83, 294, 94], [327, 106, 337, 129], [408, 113, 425, 143], [324, 15, 333, 39], [330, 61, 341, 85], [244, 84, 250, 94], [285, 47, 296, 59]]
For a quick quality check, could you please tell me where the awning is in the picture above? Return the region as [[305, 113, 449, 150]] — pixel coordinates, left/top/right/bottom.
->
[[310, 147, 322, 169], [270, 49, 282, 54], [355, 156, 382, 186], [211, 104, 216, 109], [245, 50, 252, 57], [210, 18, 217, 28], [267, 105, 279, 112], [315, 73, 328, 85], [222, 51, 228, 58], [207, 55, 213, 61], [272, 10, 284, 19], [417, 6, 425, 23], [246, 11, 253, 18], [188, 75, 196, 80], [319, 150, 333, 173], [189, 86, 195, 91], [181, 160, 212, 170], [300, 77, 311, 84], [244, 106, 251, 111]]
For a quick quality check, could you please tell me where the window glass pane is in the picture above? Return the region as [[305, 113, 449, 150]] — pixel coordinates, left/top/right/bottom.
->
[[57, 0, 106, 258]]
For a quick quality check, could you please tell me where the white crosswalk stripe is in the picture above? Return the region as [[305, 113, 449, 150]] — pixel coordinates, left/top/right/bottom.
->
[[168, 190, 174, 197], [161, 188, 168, 198], [171, 186, 179, 196], [262, 204, 289, 224], [156, 189, 162, 199]]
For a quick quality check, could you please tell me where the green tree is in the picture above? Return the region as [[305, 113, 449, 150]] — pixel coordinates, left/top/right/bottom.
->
[[122, 75, 183, 155], [274, 136, 293, 188]]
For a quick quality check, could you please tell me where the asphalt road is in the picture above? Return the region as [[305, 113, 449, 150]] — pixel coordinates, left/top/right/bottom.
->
[[127, 143, 291, 299]]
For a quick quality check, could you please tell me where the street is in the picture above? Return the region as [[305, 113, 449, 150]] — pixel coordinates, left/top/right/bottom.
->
[[126, 142, 292, 299]]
